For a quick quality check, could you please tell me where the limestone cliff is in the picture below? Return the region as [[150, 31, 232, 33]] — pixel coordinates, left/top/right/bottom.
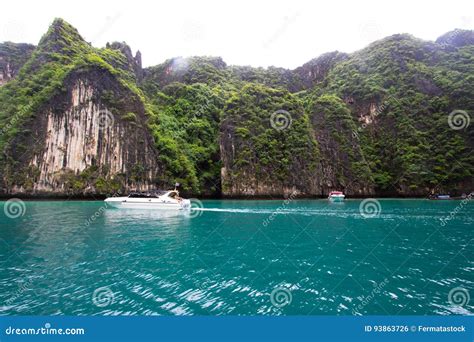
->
[[0, 43, 35, 86], [3, 69, 160, 196], [0, 19, 472, 198], [293, 51, 349, 90], [0, 19, 161, 197], [219, 84, 321, 197]]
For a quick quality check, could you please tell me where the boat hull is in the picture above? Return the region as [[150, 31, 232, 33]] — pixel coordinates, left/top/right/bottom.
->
[[429, 195, 451, 200], [104, 197, 190, 210], [328, 195, 345, 202]]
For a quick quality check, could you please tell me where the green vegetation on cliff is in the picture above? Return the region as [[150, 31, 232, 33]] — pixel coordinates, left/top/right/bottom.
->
[[220, 83, 318, 194], [0, 19, 140, 151], [0, 19, 152, 191], [324, 33, 473, 193], [0, 19, 472, 196], [147, 82, 225, 194], [310, 94, 373, 189], [0, 42, 35, 78]]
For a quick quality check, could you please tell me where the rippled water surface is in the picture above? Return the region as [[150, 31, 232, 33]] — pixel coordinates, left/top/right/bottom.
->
[[0, 199, 472, 315]]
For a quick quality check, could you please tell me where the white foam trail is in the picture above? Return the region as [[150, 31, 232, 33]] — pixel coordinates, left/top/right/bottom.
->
[[191, 207, 353, 218], [191, 208, 275, 214], [190, 207, 453, 220]]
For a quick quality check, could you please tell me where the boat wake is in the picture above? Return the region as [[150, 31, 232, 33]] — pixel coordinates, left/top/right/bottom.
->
[[191, 207, 362, 218], [191, 208, 274, 214], [190, 207, 469, 221]]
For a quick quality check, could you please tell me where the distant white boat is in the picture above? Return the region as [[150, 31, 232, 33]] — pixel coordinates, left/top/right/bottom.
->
[[429, 194, 451, 200], [104, 190, 191, 210], [328, 191, 345, 202]]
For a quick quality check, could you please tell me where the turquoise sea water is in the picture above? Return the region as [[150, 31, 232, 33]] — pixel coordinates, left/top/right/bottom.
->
[[0, 199, 472, 315]]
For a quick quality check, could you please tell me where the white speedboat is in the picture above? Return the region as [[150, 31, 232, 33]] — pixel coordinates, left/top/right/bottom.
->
[[328, 191, 345, 202], [104, 190, 191, 210]]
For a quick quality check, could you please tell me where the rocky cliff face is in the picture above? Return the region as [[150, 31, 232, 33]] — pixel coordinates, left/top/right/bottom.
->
[[435, 29, 474, 47], [0, 58, 13, 86], [309, 95, 375, 196], [3, 69, 160, 196], [218, 91, 376, 198], [219, 84, 321, 197], [106, 42, 143, 81], [0, 43, 35, 86], [0, 19, 162, 197], [293, 51, 349, 90], [0, 20, 472, 198], [217, 31, 473, 197]]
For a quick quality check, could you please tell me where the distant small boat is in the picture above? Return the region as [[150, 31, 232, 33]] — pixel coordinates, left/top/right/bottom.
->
[[328, 191, 345, 202], [105, 190, 191, 210], [429, 194, 451, 200]]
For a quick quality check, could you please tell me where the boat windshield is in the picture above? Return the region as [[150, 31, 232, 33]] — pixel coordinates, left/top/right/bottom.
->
[[128, 191, 168, 198]]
